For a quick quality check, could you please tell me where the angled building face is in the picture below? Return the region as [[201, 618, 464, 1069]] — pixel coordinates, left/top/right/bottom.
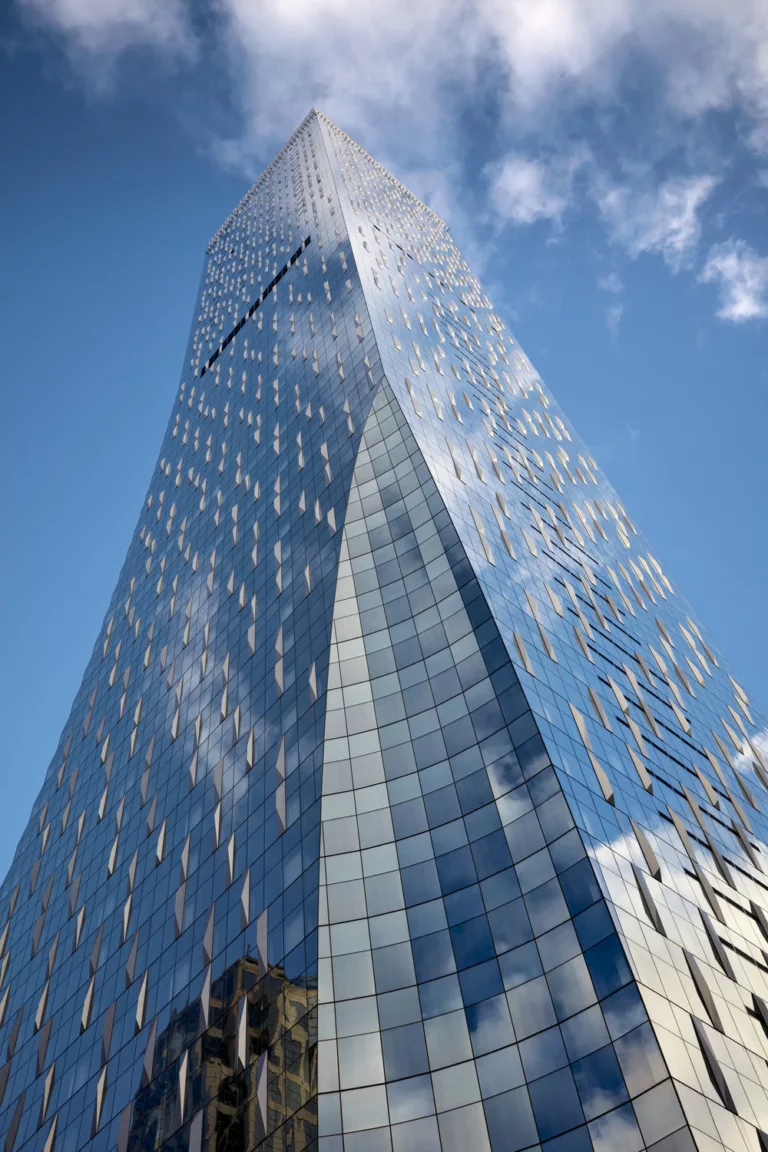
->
[[1, 108, 767, 1152]]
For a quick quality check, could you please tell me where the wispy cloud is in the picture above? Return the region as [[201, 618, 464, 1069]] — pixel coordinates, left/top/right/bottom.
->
[[598, 270, 625, 335], [606, 301, 625, 337], [594, 175, 718, 270], [488, 151, 587, 226], [17, 0, 768, 161], [598, 271, 624, 294], [13, 0, 768, 322], [18, 0, 192, 69], [700, 238, 768, 321], [207, 0, 480, 170]]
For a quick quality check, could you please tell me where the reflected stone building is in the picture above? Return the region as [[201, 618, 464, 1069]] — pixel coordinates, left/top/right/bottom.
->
[[1, 109, 768, 1152], [127, 957, 316, 1151]]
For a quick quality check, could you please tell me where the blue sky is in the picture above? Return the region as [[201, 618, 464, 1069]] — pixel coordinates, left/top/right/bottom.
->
[[1, 0, 767, 878]]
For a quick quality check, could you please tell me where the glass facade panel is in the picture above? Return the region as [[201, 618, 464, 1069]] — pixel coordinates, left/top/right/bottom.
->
[[0, 107, 767, 1152]]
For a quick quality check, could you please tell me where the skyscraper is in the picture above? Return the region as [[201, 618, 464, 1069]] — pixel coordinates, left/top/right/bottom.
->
[[1, 106, 767, 1152]]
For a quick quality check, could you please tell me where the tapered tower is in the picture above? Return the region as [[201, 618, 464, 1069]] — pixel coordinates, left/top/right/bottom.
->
[[1, 110, 766, 1152]]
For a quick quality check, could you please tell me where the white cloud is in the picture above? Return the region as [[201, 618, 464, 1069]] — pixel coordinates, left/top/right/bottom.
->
[[205, 0, 768, 182], [19, 0, 192, 62], [700, 238, 768, 321], [606, 302, 625, 336], [15, 0, 768, 324], [209, 0, 480, 170], [598, 271, 624, 294], [19, 0, 768, 162], [489, 152, 585, 225], [594, 175, 718, 270], [598, 270, 625, 334]]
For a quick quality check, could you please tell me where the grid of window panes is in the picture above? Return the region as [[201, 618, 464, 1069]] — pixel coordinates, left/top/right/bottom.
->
[[318, 113, 768, 1152], [0, 110, 384, 1152], [315, 385, 679, 1152], [0, 107, 766, 1152]]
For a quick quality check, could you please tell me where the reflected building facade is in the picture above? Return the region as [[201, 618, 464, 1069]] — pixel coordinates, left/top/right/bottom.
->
[[127, 957, 316, 1152], [1, 108, 768, 1152]]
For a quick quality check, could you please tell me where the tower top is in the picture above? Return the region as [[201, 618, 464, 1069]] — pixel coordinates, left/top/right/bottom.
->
[[207, 106, 446, 254]]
